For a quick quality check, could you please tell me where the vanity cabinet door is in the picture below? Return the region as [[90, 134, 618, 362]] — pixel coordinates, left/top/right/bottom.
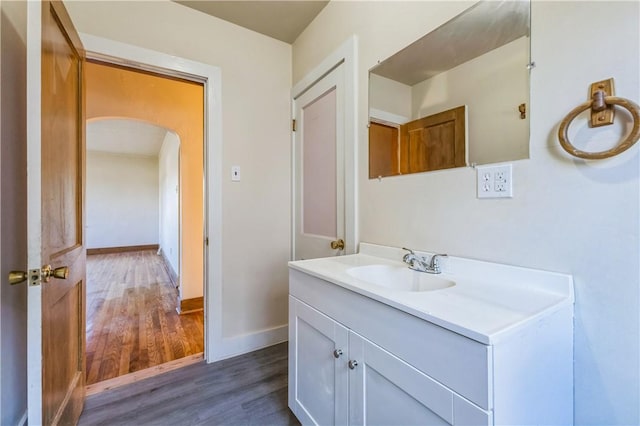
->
[[348, 331, 455, 425], [289, 296, 349, 425]]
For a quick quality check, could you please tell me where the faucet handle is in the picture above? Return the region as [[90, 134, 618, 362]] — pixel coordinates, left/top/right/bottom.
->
[[402, 248, 415, 262], [429, 253, 448, 270]]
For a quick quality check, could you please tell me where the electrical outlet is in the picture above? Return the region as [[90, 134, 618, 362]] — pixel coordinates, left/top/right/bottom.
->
[[477, 164, 513, 198]]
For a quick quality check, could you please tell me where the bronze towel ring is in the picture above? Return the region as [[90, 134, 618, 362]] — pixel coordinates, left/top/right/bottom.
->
[[558, 79, 640, 160]]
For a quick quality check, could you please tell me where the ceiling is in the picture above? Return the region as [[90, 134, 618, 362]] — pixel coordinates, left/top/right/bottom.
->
[[174, 1, 329, 44], [87, 119, 170, 157]]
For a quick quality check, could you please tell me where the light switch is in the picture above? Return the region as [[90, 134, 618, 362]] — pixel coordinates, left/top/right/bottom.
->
[[231, 166, 241, 182]]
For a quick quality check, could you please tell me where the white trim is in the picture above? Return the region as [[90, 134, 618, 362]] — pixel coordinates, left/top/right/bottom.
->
[[0, 0, 2, 413], [79, 33, 224, 363], [217, 325, 288, 361], [369, 108, 409, 127], [26, 2, 43, 423], [291, 35, 358, 258]]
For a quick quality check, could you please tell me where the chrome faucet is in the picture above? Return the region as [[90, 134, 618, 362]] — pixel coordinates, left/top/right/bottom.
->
[[402, 248, 447, 274]]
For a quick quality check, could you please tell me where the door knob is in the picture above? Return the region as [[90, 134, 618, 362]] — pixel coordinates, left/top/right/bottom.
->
[[8, 271, 28, 285], [330, 239, 345, 250], [9, 265, 69, 285], [333, 349, 343, 358], [42, 265, 69, 282], [348, 359, 358, 370]]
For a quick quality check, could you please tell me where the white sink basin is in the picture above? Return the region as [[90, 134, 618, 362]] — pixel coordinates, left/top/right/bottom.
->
[[347, 265, 455, 292]]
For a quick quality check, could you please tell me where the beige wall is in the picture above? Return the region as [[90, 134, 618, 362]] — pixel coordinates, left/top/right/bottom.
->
[[369, 73, 411, 120], [159, 131, 180, 281], [294, 1, 639, 424], [0, 1, 27, 424], [86, 61, 204, 301], [86, 151, 160, 249], [66, 1, 292, 340]]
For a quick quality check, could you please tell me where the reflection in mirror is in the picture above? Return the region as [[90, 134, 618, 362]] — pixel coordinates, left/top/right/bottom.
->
[[368, 0, 530, 179]]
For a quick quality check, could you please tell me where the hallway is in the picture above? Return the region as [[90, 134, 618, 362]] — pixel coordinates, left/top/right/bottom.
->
[[86, 250, 204, 385]]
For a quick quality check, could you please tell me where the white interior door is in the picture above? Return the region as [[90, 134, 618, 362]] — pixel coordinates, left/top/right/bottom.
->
[[26, 1, 86, 424], [294, 63, 345, 260]]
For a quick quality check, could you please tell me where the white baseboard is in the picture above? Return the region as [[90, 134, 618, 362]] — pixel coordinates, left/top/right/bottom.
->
[[212, 324, 288, 361], [17, 409, 27, 426]]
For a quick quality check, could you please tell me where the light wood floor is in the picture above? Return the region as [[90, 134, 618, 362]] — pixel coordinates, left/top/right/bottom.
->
[[79, 342, 299, 426], [86, 250, 204, 385]]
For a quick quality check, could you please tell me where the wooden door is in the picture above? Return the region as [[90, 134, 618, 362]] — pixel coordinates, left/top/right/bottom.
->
[[293, 63, 345, 260], [27, 1, 86, 424], [400, 106, 467, 173], [368, 122, 400, 178], [288, 297, 349, 425]]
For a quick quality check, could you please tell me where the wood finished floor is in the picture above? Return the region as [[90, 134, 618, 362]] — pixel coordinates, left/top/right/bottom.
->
[[79, 342, 299, 426], [86, 250, 204, 385]]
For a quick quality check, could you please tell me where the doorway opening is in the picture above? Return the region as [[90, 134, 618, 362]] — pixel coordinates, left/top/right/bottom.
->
[[84, 61, 206, 391]]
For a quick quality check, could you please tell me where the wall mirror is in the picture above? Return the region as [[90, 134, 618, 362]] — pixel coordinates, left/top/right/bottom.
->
[[368, 0, 530, 179]]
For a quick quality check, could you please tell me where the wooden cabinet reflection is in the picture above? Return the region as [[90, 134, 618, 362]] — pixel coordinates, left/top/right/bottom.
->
[[369, 105, 466, 179]]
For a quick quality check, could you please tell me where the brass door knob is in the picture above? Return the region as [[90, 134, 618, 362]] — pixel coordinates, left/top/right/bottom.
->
[[330, 239, 345, 250], [42, 265, 69, 282], [8, 265, 69, 286], [9, 271, 28, 285]]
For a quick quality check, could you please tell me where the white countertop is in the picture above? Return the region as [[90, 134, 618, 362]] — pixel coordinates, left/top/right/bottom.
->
[[288, 243, 574, 344]]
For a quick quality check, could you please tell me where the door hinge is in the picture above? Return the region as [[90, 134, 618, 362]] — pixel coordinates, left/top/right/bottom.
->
[[292, 119, 296, 132], [205, 237, 209, 246]]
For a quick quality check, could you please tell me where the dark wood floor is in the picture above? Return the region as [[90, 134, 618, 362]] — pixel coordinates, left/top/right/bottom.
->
[[86, 250, 204, 385], [79, 342, 299, 426]]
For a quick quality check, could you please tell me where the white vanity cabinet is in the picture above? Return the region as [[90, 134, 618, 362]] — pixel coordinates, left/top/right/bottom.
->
[[289, 295, 490, 426], [288, 261, 573, 426]]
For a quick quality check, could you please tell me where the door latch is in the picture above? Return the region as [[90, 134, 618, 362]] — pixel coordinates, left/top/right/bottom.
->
[[8, 265, 69, 286]]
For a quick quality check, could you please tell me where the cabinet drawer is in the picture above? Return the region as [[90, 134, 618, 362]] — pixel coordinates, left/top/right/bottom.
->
[[290, 269, 493, 410]]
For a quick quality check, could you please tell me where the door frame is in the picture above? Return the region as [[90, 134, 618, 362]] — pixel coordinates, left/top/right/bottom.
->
[[291, 36, 358, 258], [78, 33, 224, 363]]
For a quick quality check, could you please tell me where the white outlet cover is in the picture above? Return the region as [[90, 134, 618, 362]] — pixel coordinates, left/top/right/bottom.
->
[[477, 164, 513, 198], [231, 166, 241, 182]]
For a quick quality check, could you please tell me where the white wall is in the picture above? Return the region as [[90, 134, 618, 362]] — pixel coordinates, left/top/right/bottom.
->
[[158, 131, 180, 280], [369, 73, 412, 121], [412, 36, 529, 165], [66, 0, 292, 343], [86, 151, 159, 249], [294, 1, 639, 424], [0, 1, 27, 424]]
